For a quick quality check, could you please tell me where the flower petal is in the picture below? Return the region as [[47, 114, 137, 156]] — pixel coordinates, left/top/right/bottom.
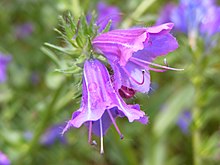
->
[[133, 33, 178, 61], [92, 28, 148, 66]]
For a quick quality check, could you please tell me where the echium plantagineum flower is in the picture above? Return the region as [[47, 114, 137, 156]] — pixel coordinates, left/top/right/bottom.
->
[[0, 53, 11, 83], [62, 59, 148, 154], [0, 151, 10, 165], [87, 2, 121, 33], [92, 23, 182, 93], [15, 22, 34, 39], [40, 123, 67, 146], [177, 110, 192, 134], [157, 0, 220, 47]]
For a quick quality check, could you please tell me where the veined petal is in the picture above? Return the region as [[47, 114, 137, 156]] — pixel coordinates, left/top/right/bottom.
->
[[111, 61, 151, 93], [146, 23, 174, 34], [133, 33, 178, 61], [63, 59, 148, 135], [92, 28, 148, 66], [84, 107, 119, 136]]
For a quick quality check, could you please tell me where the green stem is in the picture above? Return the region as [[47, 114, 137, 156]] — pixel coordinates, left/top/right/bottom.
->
[[191, 61, 203, 165], [192, 98, 202, 165], [122, 0, 156, 28], [17, 85, 63, 164]]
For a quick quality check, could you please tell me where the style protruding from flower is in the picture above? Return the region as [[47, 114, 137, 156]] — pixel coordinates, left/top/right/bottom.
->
[[62, 59, 148, 154], [92, 23, 182, 93], [0, 53, 11, 83]]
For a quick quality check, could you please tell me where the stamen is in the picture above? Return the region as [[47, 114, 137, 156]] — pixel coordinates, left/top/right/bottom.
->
[[88, 121, 92, 144], [99, 119, 104, 155], [107, 109, 124, 139], [122, 67, 145, 85], [130, 57, 184, 71], [148, 67, 166, 72]]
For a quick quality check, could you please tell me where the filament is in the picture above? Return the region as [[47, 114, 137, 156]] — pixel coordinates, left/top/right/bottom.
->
[[107, 109, 124, 139], [122, 67, 145, 85], [88, 121, 92, 144]]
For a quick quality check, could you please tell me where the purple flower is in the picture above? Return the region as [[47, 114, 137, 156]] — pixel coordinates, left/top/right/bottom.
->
[[0, 53, 11, 83], [177, 111, 192, 134], [62, 59, 148, 154], [40, 123, 67, 146], [0, 151, 10, 165], [86, 2, 121, 33], [92, 23, 180, 93], [157, 0, 220, 38], [15, 22, 34, 39], [96, 2, 121, 32]]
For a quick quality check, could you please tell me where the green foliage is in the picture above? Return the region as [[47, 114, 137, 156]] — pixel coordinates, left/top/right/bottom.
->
[[0, 0, 220, 165]]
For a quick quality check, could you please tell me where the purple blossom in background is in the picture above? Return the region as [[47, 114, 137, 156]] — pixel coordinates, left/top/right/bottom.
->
[[157, 0, 220, 39], [92, 23, 180, 93], [62, 59, 148, 154], [177, 111, 192, 134], [15, 22, 34, 39], [96, 2, 121, 32], [40, 124, 67, 146], [0, 151, 10, 165], [0, 53, 11, 83], [87, 2, 121, 32]]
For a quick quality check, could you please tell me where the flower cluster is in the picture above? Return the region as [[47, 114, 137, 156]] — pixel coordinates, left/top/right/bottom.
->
[[157, 0, 220, 47], [62, 2, 181, 153]]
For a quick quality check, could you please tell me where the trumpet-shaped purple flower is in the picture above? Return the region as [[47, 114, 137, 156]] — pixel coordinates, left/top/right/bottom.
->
[[0, 151, 10, 165], [62, 59, 148, 153], [92, 23, 180, 93], [157, 0, 220, 39], [0, 53, 11, 83]]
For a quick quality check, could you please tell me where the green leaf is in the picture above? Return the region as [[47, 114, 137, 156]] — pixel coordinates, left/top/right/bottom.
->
[[153, 85, 194, 137], [41, 47, 61, 67], [101, 20, 112, 33]]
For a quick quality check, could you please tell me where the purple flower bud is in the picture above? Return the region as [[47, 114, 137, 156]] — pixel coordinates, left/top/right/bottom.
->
[[87, 2, 121, 33], [92, 23, 180, 93], [0, 151, 10, 165], [177, 111, 192, 134], [62, 59, 148, 154], [15, 22, 34, 39], [96, 2, 121, 32], [0, 53, 11, 83], [40, 124, 67, 146]]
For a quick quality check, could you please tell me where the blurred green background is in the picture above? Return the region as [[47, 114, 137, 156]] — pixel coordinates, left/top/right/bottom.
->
[[0, 0, 220, 164]]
